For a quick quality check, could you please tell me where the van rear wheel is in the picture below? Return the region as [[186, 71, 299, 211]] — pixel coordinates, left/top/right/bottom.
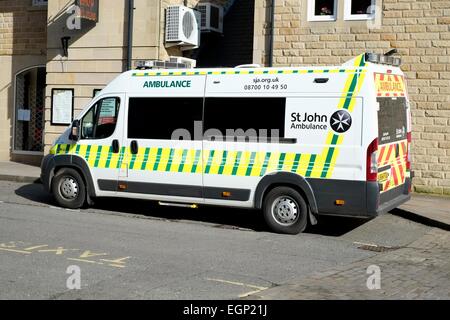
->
[[52, 168, 86, 209], [262, 187, 308, 234]]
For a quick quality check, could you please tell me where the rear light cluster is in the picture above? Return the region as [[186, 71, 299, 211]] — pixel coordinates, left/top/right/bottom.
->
[[367, 138, 379, 182], [407, 132, 412, 193], [407, 132, 412, 171]]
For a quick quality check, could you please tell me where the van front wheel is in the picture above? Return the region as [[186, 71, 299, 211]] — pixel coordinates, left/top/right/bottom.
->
[[262, 187, 308, 234], [52, 168, 86, 209]]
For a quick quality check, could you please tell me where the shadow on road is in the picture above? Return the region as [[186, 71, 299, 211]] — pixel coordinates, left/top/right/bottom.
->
[[14, 183, 54, 206], [14, 183, 370, 237], [90, 197, 370, 237]]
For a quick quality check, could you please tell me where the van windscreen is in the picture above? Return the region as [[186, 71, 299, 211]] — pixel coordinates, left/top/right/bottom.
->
[[377, 97, 408, 145]]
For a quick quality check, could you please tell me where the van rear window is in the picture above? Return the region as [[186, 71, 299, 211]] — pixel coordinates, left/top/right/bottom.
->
[[378, 97, 408, 145]]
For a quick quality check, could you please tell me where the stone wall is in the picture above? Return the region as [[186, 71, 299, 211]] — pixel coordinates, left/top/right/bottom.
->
[[254, 0, 450, 195], [0, 0, 47, 56], [0, 0, 47, 161]]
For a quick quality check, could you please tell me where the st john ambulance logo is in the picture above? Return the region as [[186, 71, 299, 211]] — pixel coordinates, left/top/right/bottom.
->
[[330, 110, 352, 133]]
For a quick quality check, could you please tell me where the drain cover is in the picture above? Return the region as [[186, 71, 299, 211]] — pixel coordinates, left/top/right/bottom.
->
[[357, 244, 400, 253]]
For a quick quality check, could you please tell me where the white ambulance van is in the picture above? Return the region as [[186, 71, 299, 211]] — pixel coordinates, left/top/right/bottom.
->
[[41, 53, 412, 234]]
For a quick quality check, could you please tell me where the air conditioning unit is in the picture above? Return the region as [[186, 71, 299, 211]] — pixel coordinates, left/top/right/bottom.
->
[[197, 3, 224, 33], [165, 5, 201, 50], [169, 56, 197, 68], [135, 58, 196, 70]]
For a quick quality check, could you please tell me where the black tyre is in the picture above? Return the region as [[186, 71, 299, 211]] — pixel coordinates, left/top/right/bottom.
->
[[262, 187, 309, 234], [51, 168, 86, 209]]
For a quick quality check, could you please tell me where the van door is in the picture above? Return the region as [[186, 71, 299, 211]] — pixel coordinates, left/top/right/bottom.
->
[[77, 95, 124, 193], [377, 95, 409, 194], [202, 96, 288, 207], [121, 95, 204, 203]]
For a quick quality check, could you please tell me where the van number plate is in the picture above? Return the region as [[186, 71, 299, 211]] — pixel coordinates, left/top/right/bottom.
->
[[378, 172, 390, 182]]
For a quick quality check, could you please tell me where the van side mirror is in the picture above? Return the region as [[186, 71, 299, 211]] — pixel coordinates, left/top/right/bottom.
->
[[70, 120, 81, 141]]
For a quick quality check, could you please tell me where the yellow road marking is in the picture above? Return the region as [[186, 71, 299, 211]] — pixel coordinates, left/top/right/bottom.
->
[[24, 245, 49, 251], [79, 251, 109, 259], [0, 242, 18, 249], [68, 258, 104, 265], [206, 278, 268, 298], [38, 247, 77, 255], [0, 241, 129, 269], [0, 248, 32, 255], [109, 264, 126, 269], [100, 257, 131, 265]]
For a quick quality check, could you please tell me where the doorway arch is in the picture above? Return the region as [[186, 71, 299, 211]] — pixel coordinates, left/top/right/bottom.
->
[[13, 65, 46, 155]]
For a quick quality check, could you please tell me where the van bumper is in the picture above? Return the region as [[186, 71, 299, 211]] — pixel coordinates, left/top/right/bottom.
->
[[308, 178, 411, 218], [371, 178, 412, 216]]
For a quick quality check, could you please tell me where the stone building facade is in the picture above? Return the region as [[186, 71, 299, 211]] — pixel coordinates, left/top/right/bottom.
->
[[0, 0, 47, 164], [253, 0, 450, 195], [44, 0, 246, 156], [0, 0, 252, 166], [2, 0, 449, 195]]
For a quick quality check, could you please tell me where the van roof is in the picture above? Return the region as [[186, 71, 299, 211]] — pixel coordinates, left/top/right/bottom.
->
[[128, 53, 401, 77]]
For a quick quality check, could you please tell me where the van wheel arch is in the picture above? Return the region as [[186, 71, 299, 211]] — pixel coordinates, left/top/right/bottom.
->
[[255, 172, 319, 215], [50, 155, 97, 203]]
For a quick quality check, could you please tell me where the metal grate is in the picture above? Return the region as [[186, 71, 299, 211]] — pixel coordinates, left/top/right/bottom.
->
[[14, 67, 45, 152], [182, 11, 194, 39], [166, 6, 180, 41], [198, 5, 207, 27], [358, 244, 401, 253]]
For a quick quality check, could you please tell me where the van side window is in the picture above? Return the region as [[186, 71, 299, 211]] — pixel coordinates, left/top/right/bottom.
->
[[81, 97, 120, 140], [204, 98, 286, 142], [128, 98, 203, 140]]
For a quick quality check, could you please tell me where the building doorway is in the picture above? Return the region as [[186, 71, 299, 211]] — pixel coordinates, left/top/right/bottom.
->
[[14, 66, 46, 155]]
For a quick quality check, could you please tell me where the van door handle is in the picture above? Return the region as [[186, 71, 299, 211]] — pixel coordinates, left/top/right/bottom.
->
[[130, 140, 139, 155], [112, 139, 120, 154]]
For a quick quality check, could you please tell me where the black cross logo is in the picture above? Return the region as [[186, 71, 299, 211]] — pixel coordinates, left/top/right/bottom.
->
[[330, 110, 352, 134]]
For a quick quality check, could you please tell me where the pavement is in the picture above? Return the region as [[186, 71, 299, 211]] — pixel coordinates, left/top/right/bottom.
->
[[0, 160, 448, 230], [396, 194, 450, 231], [0, 161, 41, 184], [0, 180, 448, 300], [247, 227, 450, 300]]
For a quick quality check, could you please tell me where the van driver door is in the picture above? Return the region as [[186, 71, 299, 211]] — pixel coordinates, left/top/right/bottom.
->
[[77, 95, 125, 195]]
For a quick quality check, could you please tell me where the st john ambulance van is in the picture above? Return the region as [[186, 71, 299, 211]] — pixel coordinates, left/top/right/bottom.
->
[[41, 53, 412, 234]]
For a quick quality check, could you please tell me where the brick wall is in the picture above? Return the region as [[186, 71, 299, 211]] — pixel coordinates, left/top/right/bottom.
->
[[254, 0, 450, 195]]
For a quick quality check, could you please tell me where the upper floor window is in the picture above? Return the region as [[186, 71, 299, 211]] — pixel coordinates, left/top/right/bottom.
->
[[344, 0, 375, 21], [307, 0, 337, 22]]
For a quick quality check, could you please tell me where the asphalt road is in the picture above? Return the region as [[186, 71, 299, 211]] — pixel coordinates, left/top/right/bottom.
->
[[0, 181, 431, 300]]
